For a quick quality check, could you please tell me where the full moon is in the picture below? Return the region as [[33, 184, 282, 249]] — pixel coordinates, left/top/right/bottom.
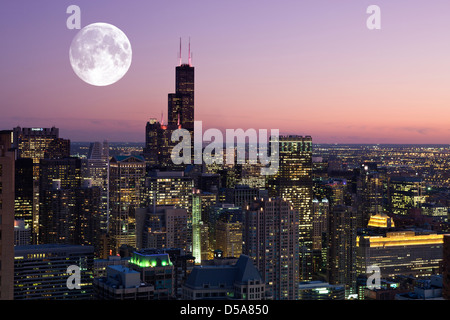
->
[[69, 22, 132, 86]]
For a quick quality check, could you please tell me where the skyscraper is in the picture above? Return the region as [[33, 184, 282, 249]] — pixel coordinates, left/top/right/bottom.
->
[[86, 141, 110, 232], [12, 126, 64, 240], [38, 157, 88, 244], [327, 204, 357, 297], [168, 63, 194, 131], [243, 197, 299, 300], [267, 135, 313, 280], [136, 205, 188, 251], [144, 40, 195, 170], [108, 155, 146, 255], [0, 130, 15, 300]]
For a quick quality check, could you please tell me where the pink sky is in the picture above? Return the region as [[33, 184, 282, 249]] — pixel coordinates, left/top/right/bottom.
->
[[1, 0, 450, 143]]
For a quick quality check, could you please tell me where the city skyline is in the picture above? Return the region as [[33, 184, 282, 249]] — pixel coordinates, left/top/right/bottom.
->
[[2, 1, 450, 144]]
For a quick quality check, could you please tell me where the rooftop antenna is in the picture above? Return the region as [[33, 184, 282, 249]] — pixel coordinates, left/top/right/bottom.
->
[[161, 111, 164, 125], [188, 37, 191, 66], [179, 37, 182, 66]]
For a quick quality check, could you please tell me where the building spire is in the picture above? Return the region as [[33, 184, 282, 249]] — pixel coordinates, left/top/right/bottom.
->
[[188, 37, 191, 66], [179, 37, 182, 66]]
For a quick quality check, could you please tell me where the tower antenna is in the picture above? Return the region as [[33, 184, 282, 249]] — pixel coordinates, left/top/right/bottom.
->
[[179, 37, 182, 66], [188, 37, 191, 66]]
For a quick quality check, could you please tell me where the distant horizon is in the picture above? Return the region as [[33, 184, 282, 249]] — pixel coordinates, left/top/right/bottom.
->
[[69, 140, 450, 146]]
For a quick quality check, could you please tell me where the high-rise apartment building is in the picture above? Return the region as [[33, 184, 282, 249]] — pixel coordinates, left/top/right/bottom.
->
[[243, 197, 299, 300], [215, 209, 243, 258], [86, 141, 110, 232], [0, 130, 15, 300], [14, 158, 33, 238], [38, 157, 88, 244], [267, 135, 313, 281], [327, 205, 357, 297], [109, 155, 146, 255], [136, 205, 188, 251]]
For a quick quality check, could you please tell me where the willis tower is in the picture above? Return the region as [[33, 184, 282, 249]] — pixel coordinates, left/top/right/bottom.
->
[[144, 38, 195, 169]]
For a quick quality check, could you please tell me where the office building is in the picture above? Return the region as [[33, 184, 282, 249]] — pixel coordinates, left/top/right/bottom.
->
[[312, 198, 329, 278], [192, 190, 216, 262], [182, 255, 266, 300], [14, 219, 31, 246], [243, 198, 299, 300], [136, 205, 188, 251], [14, 244, 94, 300], [12, 126, 63, 242], [93, 264, 155, 300], [327, 205, 357, 297], [298, 281, 345, 300], [144, 46, 195, 169], [14, 158, 34, 238], [109, 155, 146, 255], [86, 141, 110, 232], [395, 275, 444, 300], [356, 230, 448, 279], [388, 176, 426, 216], [267, 135, 313, 281], [128, 250, 175, 299], [215, 209, 243, 258]]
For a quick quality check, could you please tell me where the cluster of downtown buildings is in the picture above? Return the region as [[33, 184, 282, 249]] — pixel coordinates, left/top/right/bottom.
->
[[1, 60, 450, 301]]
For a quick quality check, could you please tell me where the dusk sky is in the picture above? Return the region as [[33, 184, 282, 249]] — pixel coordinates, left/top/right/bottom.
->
[[1, 0, 450, 143]]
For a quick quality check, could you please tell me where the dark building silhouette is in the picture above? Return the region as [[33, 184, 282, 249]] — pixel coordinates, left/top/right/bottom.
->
[[144, 41, 195, 170], [0, 130, 15, 300]]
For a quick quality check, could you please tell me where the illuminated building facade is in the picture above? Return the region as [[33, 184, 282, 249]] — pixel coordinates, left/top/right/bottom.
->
[[38, 157, 89, 244], [0, 130, 15, 300], [109, 155, 146, 255], [144, 171, 194, 211], [327, 205, 357, 297], [12, 126, 63, 241], [298, 281, 345, 300], [128, 250, 175, 299], [388, 176, 426, 215], [192, 190, 216, 262], [136, 205, 188, 251], [13, 244, 94, 300], [14, 219, 32, 246], [312, 198, 329, 277], [86, 141, 110, 232], [13, 126, 59, 164], [14, 158, 33, 239], [215, 209, 243, 258], [356, 163, 386, 228], [356, 230, 447, 279], [243, 198, 299, 300], [267, 135, 313, 280]]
